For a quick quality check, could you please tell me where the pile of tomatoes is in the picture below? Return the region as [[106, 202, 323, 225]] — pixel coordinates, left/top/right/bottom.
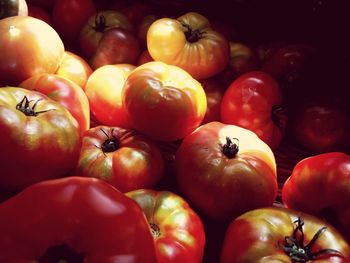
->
[[0, 0, 349, 262]]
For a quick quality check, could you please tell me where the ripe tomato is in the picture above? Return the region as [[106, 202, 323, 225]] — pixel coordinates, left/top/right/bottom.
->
[[55, 51, 93, 89], [79, 10, 133, 58], [122, 61, 207, 141], [85, 63, 135, 128], [0, 87, 81, 192], [175, 121, 278, 222], [126, 189, 206, 263], [27, 3, 52, 25], [220, 71, 287, 150], [220, 207, 350, 262], [147, 12, 230, 80], [0, 176, 157, 262], [20, 73, 90, 136], [0, 0, 28, 19], [0, 16, 64, 86], [282, 152, 350, 242], [75, 125, 165, 193], [52, 0, 96, 46]]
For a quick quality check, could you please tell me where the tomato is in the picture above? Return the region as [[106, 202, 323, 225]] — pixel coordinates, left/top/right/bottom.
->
[[20, 73, 90, 136], [200, 78, 226, 125], [79, 10, 133, 58], [137, 49, 154, 65], [0, 176, 157, 262], [220, 71, 287, 150], [291, 100, 350, 153], [147, 12, 230, 80], [52, 0, 96, 46], [27, 3, 52, 25], [0, 87, 81, 192], [75, 125, 165, 193], [175, 121, 278, 222], [137, 14, 158, 48], [220, 207, 350, 263], [0, 16, 64, 86], [110, 0, 152, 26], [0, 0, 28, 19], [282, 152, 350, 242], [85, 63, 135, 128], [122, 61, 207, 141], [55, 51, 93, 89], [126, 189, 206, 263]]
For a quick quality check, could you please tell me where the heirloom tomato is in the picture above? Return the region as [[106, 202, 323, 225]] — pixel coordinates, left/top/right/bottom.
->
[[0, 0, 28, 19], [55, 51, 93, 88], [220, 71, 287, 150], [220, 207, 350, 263], [85, 63, 135, 128], [122, 61, 207, 141], [76, 125, 165, 193], [0, 87, 81, 192], [147, 12, 230, 80], [0, 176, 157, 262], [79, 10, 133, 58], [175, 121, 278, 222], [0, 16, 64, 86], [282, 152, 350, 242], [126, 189, 206, 263], [20, 73, 90, 135]]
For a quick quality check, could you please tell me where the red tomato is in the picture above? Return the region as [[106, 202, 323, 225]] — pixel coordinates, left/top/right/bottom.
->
[[0, 16, 64, 86], [110, 0, 152, 26], [55, 51, 93, 89], [175, 121, 278, 222], [0, 0, 28, 19], [126, 189, 206, 263], [221, 207, 350, 262], [282, 152, 350, 242], [52, 0, 96, 46], [85, 63, 135, 128], [20, 73, 90, 136], [220, 71, 287, 150], [0, 176, 157, 262], [75, 125, 165, 193], [79, 10, 133, 58], [137, 49, 154, 65], [0, 87, 81, 192], [27, 3, 52, 25], [122, 61, 207, 141], [147, 12, 230, 80]]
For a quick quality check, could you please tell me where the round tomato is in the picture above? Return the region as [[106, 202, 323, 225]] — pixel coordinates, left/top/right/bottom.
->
[[85, 63, 135, 128], [27, 3, 52, 25], [282, 152, 350, 242], [75, 125, 165, 193], [220, 71, 287, 150], [20, 73, 90, 136], [175, 121, 278, 222], [0, 87, 81, 192], [220, 207, 350, 262], [0, 0, 28, 19], [79, 10, 133, 58], [55, 51, 93, 89], [147, 12, 230, 80], [122, 61, 207, 141], [126, 189, 206, 263], [0, 16, 64, 86]]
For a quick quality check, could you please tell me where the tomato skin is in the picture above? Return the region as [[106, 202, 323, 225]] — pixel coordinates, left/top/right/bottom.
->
[[27, 3, 52, 25], [79, 10, 133, 58], [126, 189, 206, 263], [85, 64, 135, 128], [147, 12, 230, 80], [122, 61, 207, 141], [282, 152, 350, 242], [220, 71, 286, 150], [0, 87, 81, 191], [0, 16, 65, 86], [76, 125, 165, 193], [220, 207, 350, 263], [175, 121, 278, 222], [0, 176, 157, 262], [20, 73, 90, 136]]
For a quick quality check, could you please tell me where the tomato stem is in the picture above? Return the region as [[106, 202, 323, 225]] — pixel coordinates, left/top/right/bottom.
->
[[280, 217, 344, 262], [91, 13, 107, 32], [150, 223, 161, 239], [16, 96, 55, 116], [222, 137, 239, 158], [99, 128, 120, 153], [181, 22, 203, 43]]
